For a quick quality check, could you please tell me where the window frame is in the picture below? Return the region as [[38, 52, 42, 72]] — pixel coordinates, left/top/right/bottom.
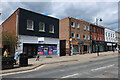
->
[[87, 26, 90, 31], [71, 22, 75, 28], [71, 32, 75, 38], [83, 25, 86, 30], [49, 24, 54, 33], [83, 34, 86, 40], [77, 23, 79, 28], [77, 33, 80, 39], [27, 20, 34, 30], [39, 22, 45, 32], [87, 35, 90, 40]]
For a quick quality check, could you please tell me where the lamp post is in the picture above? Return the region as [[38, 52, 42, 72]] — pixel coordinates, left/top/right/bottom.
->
[[95, 18, 102, 56]]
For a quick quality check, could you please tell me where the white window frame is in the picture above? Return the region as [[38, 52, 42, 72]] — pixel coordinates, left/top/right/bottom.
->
[[83, 34, 86, 40], [49, 24, 54, 33], [27, 20, 34, 30], [39, 22, 45, 32], [77, 33, 80, 39], [83, 25, 86, 30], [71, 32, 75, 38], [77, 23, 79, 28], [71, 22, 75, 28], [87, 26, 90, 31]]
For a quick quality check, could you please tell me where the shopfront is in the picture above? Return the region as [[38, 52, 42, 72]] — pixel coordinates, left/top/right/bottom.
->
[[18, 35, 59, 58], [92, 40, 105, 53]]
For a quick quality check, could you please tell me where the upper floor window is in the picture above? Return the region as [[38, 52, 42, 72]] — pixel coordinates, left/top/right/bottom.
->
[[39, 22, 45, 32], [94, 35, 96, 40], [83, 34, 86, 40], [87, 26, 90, 31], [94, 27, 95, 32], [71, 32, 75, 38], [97, 28, 98, 33], [100, 37, 101, 40], [111, 34, 112, 37], [100, 29, 101, 34], [77, 23, 79, 28], [113, 34, 114, 38], [71, 22, 75, 28], [49, 24, 54, 33], [108, 33, 110, 37], [27, 20, 34, 30], [77, 33, 80, 39], [106, 32, 107, 36], [87, 35, 90, 40], [83, 25, 86, 30]]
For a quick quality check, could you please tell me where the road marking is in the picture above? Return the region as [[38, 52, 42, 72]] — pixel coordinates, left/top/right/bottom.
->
[[61, 73, 79, 78], [1, 65, 45, 76], [91, 64, 115, 72]]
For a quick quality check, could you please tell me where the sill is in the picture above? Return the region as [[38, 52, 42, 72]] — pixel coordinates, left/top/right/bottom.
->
[[39, 30, 45, 32], [27, 28, 34, 31], [49, 32, 54, 33]]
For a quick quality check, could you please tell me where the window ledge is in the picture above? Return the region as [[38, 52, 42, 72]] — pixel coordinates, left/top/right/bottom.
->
[[49, 31, 54, 33], [27, 28, 34, 31], [39, 30, 45, 32]]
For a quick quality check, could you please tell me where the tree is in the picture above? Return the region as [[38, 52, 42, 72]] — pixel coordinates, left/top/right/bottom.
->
[[2, 31, 19, 54]]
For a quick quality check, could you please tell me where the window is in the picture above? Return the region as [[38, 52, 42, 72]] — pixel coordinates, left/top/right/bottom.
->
[[77, 34, 80, 39], [106, 32, 107, 36], [71, 22, 75, 28], [100, 37, 101, 40], [77, 23, 79, 28], [27, 20, 34, 30], [83, 25, 86, 30], [83, 34, 86, 40], [39, 22, 45, 32], [111, 34, 112, 37], [100, 29, 101, 34], [113, 34, 114, 38], [108, 33, 110, 37], [71, 32, 75, 38], [97, 28, 98, 33], [94, 35, 96, 40], [49, 24, 54, 33], [97, 36, 99, 40], [87, 35, 90, 40], [94, 27, 95, 32], [87, 26, 90, 31]]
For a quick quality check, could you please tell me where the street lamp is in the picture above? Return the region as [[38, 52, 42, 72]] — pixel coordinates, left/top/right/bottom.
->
[[95, 18, 102, 56]]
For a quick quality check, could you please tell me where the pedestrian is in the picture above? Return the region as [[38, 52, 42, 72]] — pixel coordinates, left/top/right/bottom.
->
[[36, 52, 39, 61], [14, 50, 19, 65], [113, 48, 115, 52], [3, 49, 8, 57]]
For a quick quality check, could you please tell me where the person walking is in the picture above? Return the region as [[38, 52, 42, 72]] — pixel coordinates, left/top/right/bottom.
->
[[36, 52, 39, 61], [3, 49, 8, 57], [14, 50, 19, 65]]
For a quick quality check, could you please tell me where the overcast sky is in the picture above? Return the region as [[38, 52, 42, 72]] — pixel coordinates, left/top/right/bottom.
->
[[0, 1, 118, 31]]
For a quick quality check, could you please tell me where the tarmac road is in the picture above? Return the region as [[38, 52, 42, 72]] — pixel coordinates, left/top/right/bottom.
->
[[2, 55, 119, 79]]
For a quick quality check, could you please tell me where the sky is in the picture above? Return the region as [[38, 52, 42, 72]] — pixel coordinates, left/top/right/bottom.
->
[[0, 1, 119, 31]]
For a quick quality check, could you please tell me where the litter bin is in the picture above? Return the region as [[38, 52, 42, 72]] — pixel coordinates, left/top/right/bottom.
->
[[19, 53, 28, 67]]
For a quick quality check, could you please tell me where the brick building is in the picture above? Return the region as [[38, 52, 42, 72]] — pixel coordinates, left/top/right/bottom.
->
[[90, 24, 105, 53], [59, 17, 91, 56], [2, 8, 59, 57]]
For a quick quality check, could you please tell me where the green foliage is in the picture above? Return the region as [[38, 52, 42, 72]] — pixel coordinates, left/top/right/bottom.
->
[[2, 31, 19, 54]]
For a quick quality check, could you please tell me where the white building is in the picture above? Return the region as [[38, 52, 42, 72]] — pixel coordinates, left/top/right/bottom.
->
[[105, 28, 116, 51]]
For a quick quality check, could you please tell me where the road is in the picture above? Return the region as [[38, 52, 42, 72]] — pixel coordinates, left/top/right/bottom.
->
[[2, 56, 118, 79]]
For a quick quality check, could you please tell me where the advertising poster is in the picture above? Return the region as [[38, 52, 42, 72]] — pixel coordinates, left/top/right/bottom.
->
[[48, 46, 53, 54], [53, 46, 57, 54], [44, 46, 48, 55], [38, 46, 43, 55]]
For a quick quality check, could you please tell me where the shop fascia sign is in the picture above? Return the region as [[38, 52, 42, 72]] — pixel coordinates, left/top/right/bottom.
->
[[71, 41, 83, 45], [38, 37, 45, 44]]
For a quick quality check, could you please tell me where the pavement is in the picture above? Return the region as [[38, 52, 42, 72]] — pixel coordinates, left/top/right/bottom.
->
[[2, 51, 118, 74]]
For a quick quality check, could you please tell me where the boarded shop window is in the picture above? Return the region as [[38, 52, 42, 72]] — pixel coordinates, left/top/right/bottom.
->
[[27, 20, 34, 30]]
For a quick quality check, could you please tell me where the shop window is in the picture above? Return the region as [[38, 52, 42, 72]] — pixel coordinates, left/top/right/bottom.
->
[[27, 20, 34, 30], [39, 22, 45, 32], [49, 24, 54, 33], [73, 45, 79, 52], [71, 22, 75, 28]]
